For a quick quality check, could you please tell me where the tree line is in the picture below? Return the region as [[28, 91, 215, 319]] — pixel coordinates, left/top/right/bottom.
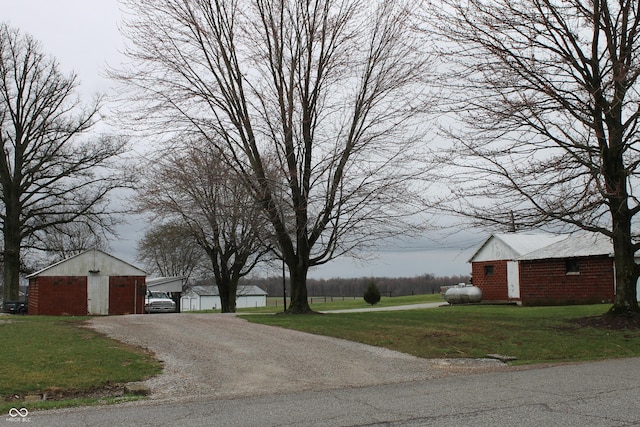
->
[[243, 274, 470, 299]]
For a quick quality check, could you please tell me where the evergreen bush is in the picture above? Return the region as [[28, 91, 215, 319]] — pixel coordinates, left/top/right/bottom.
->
[[363, 280, 381, 305]]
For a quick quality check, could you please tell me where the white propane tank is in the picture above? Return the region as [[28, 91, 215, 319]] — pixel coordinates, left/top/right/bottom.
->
[[444, 283, 482, 304]]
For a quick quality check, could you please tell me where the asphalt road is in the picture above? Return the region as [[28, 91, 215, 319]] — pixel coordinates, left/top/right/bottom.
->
[[14, 357, 640, 426]]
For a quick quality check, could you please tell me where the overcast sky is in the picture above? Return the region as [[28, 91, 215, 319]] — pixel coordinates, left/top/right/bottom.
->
[[2, 0, 483, 279]]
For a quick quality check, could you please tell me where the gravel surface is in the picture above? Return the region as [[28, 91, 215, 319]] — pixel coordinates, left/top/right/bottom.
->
[[87, 313, 508, 403]]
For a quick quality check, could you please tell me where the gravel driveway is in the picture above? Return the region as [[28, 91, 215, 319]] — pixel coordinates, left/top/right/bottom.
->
[[87, 313, 507, 402]]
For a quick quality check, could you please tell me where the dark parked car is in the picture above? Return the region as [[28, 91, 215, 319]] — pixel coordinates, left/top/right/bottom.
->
[[3, 300, 28, 314]]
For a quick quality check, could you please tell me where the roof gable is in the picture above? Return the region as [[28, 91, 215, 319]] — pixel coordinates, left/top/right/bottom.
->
[[469, 233, 565, 262], [27, 249, 146, 278]]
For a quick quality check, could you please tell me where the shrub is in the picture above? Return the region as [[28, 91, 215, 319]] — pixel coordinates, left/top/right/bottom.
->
[[363, 280, 381, 305]]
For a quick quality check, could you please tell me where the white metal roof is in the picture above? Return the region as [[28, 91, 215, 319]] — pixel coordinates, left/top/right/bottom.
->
[[469, 233, 566, 262], [518, 232, 613, 260], [146, 276, 186, 292], [498, 233, 567, 255], [27, 249, 146, 278]]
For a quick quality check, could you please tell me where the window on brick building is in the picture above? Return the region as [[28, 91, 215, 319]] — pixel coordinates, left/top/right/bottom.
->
[[565, 258, 580, 275], [484, 265, 494, 276]]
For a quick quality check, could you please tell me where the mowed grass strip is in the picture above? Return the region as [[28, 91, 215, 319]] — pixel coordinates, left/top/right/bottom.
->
[[236, 294, 444, 314], [243, 304, 640, 365], [0, 316, 161, 408]]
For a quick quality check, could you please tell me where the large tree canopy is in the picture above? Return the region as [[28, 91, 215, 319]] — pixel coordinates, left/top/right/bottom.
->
[[426, 0, 640, 313], [116, 0, 432, 313], [0, 23, 129, 301]]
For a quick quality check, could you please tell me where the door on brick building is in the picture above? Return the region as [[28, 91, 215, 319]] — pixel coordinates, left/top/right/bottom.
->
[[87, 273, 109, 315], [507, 261, 520, 299]]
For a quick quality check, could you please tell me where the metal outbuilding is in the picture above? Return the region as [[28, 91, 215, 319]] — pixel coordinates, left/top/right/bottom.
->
[[181, 285, 267, 311], [27, 249, 146, 315]]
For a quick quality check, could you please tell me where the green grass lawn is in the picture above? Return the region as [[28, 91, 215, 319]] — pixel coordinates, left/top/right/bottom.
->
[[234, 293, 444, 314], [0, 316, 162, 412], [242, 303, 640, 365]]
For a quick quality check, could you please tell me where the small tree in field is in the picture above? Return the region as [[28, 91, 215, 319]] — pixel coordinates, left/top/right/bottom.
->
[[363, 281, 381, 306]]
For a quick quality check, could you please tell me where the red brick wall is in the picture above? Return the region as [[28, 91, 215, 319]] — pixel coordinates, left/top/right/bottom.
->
[[471, 260, 509, 301], [29, 275, 147, 315], [28, 279, 38, 315], [519, 256, 614, 305], [109, 276, 146, 315], [28, 276, 88, 315]]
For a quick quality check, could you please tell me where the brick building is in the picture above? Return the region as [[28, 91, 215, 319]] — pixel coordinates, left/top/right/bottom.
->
[[469, 232, 617, 306], [27, 249, 146, 315]]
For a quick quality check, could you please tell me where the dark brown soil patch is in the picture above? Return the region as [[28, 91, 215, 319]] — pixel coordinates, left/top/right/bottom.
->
[[572, 313, 640, 330], [4, 384, 129, 403]]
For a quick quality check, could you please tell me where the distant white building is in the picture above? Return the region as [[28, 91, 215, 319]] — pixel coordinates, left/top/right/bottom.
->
[[181, 285, 268, 311]]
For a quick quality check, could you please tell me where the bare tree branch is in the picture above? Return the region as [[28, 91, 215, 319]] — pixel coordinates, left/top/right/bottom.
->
[[137, 140, 270, 312], [137, 222, 205, 280], [115, 0, 433, 313], [0, 23, 131, 301], [425, 0, 640, 314]]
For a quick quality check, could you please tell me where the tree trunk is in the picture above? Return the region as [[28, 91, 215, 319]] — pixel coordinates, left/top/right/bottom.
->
[[2, 200, 21, 302], [2, 243, 20, 303], [205, 248, 238, 313], [218, 281, 237, 313], [286, 259, 312, 314], [604, 128, 640, 314], [609, 203, 640, 314]]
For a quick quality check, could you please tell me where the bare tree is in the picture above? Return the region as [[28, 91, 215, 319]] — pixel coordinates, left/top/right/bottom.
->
[[137, 222, 205, 280], [40, 221, 109, 262], [425, 1, 640, 314], [137, 142, 270, 312], [0, 23, 130, 302], [116, 0, 432, 313]]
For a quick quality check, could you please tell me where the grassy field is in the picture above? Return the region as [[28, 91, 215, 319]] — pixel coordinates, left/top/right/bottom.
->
[[233, 293, 444, 313], [243, 303, 640, 365], [0, 315, 162, 412]]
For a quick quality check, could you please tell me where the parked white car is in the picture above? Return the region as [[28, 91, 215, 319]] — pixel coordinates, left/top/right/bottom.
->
[[145, 291, 176, 313]]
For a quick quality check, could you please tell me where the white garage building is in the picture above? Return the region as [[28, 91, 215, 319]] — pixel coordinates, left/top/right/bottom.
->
[[181, 285, 268, 311]]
